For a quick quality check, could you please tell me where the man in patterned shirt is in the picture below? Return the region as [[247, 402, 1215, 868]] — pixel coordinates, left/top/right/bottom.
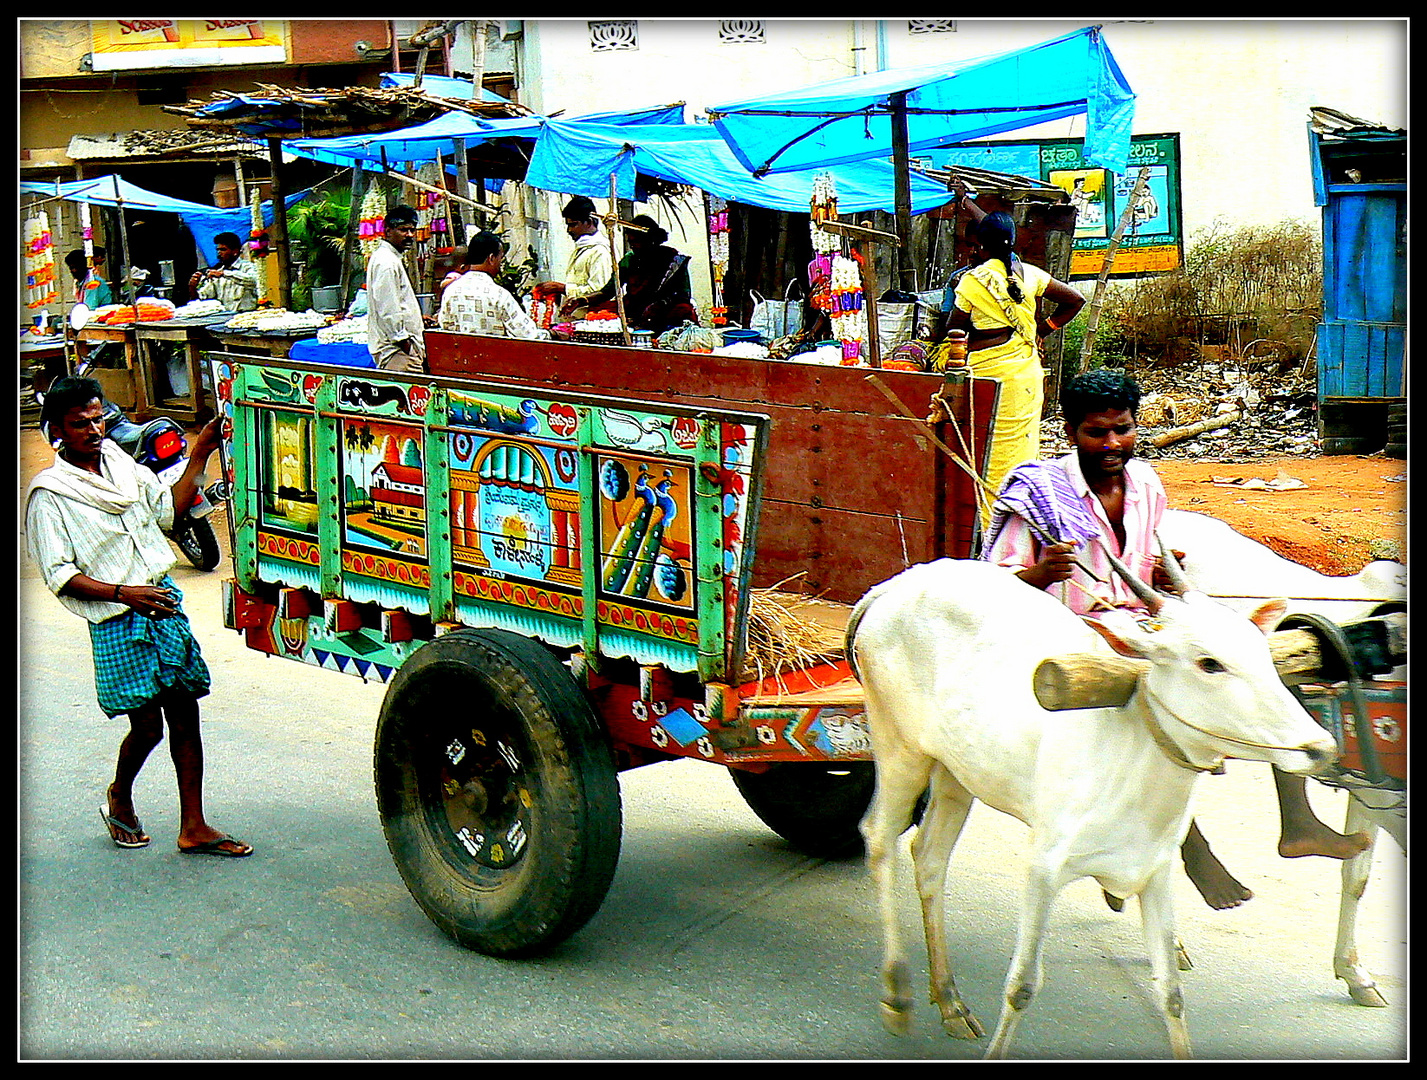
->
[[438, 231, 549, 341], [26, 376, 252, 858]]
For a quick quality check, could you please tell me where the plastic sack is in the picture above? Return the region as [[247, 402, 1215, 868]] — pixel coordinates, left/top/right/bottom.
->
[[748, 280, 805, 341]]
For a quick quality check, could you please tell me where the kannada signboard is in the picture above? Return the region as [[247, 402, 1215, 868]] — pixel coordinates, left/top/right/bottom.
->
[[926, 133, 1183, 280], [89, 19, 288, 71]]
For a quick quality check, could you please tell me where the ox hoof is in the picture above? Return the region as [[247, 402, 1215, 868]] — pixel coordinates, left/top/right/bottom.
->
[[1176, 941, 1194, 971], [879, 1001, 913, 1036], [1345, 982, 1389, 1008], [940, 1005, 985, 1040]]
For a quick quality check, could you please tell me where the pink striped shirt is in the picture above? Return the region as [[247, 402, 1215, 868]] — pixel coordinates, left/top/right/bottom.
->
[[985, 452, 1167, 615]]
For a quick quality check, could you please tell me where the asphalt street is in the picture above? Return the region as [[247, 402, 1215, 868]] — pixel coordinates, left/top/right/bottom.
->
[[17, 484, 1408, 1061]]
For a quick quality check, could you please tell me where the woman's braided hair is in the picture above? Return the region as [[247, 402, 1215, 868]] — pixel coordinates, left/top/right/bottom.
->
[[974, 212, 1024, 303]]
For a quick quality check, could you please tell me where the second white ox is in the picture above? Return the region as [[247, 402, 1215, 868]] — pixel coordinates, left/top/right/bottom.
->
[[847, 556, 1339, 1059]]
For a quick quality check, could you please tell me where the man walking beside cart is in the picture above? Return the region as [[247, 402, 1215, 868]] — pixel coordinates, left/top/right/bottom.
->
[[26, 375, 252, 858]]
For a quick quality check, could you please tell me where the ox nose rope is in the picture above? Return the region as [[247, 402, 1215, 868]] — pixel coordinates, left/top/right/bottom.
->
[[1139, 682, 1326, 767]]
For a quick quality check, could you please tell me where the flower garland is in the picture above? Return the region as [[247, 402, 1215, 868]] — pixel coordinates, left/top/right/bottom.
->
[[708, 194, 730, 326], [24, 212, 57, 310], [358, 184, 387, 263]]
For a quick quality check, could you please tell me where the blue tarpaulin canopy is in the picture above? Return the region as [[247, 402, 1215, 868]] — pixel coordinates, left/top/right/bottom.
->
[[378, 71, 513, 105], [284, 103, 688, 172], [525, 119, 953, 215], [708, 25, 1135, 177], [20, 174, 310, 263]]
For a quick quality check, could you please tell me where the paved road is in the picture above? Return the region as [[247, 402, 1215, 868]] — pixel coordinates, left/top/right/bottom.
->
[[18, 445, 1407, 1060]]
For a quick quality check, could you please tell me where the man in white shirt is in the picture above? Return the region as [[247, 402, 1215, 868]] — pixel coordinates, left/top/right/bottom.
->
[[365, 205, 428, 372], [187, 231, 260, 312], [536, 196, 615, 321], [438, 231, 549, 341], [26, 376, 252, 858]]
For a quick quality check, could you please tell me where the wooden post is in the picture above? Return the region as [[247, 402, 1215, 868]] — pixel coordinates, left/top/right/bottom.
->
[[609, 171, 632, 345], [453, 138, 471, 246], [266, 135, 292, 309], [340, 166, 366, 310], [889, 90, 916, 293], [110, 177, 138, 307]]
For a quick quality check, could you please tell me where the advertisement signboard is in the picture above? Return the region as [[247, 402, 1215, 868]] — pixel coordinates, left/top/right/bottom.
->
[[927, 133, 1183, 280], [89, 19, 288, 71]]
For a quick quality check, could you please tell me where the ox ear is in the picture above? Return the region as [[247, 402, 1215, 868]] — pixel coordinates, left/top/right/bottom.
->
[[1082, 614, 1150, 658], [1247, 598, 1289, 636]]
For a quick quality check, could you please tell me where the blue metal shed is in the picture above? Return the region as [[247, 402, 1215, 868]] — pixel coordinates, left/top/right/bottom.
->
[[1307, 109, 1406, 406]]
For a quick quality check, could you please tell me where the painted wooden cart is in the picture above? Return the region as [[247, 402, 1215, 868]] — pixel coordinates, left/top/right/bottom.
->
[[210, 331, 998, 956]]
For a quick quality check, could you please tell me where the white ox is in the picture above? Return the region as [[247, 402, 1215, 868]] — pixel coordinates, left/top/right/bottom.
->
[[1159, 507, 1406, 1008], [1158, 508, 1406, 624], [847, 556, 1339, 1059]]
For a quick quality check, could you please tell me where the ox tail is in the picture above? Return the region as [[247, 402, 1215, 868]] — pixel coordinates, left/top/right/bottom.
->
[[845, 580, 897, 683]]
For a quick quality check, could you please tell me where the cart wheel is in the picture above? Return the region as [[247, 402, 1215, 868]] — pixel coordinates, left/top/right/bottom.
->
[[729, 761, 878, 858], [375, 628, 622, 957]]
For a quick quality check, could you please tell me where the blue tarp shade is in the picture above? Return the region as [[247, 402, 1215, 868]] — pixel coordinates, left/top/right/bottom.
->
[[283, 103, 689, 172], [525, 119, 953, 215], [379, 71, 511, 104], [19, 174, 310, 264], [709, 25, 1135, 176]]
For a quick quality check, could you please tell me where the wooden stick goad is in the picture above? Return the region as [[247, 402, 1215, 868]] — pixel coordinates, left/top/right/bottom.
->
[[1033, 613, 1406, 711]]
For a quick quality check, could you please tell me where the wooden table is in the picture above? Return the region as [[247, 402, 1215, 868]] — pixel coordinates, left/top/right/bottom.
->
[[135, 321, 215, 423], [207, 330, 317, 360], [75, 324, 145, 416]]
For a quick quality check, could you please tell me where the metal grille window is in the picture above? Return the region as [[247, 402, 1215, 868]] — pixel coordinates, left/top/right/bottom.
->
[[908, 20, 957, 34], [718, 20, 766, 44], [589, 20, 638, 52]]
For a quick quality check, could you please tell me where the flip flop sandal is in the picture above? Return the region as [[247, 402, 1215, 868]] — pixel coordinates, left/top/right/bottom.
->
[[100, 806, 150, 849], [178, 835, 253, 858]]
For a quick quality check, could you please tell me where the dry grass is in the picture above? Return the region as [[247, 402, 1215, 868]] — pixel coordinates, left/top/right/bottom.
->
[[742, 575, 850, 690]]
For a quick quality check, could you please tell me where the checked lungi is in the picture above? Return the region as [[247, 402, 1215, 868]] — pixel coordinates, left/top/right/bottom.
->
[[87, 576, 211, 717]]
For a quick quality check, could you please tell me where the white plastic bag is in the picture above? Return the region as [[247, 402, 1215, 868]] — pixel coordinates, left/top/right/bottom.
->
[[748, 281, 805, 341]]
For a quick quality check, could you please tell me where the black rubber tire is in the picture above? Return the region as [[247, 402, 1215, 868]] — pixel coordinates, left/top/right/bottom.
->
[[173, 517, 222, 571], [374, 628, 622, 957], [729, 761, 878, 858]]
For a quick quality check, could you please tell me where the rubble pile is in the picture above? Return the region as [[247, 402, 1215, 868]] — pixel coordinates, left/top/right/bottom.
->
[[1043, 360, 1321, 462]]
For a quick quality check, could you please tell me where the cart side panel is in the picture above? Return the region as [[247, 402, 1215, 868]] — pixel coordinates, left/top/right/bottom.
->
[[210, 353, 768, 684], [427, 332, 999, 602]]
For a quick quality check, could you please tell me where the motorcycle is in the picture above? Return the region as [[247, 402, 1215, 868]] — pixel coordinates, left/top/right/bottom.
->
[[40, 399, 230, 572]]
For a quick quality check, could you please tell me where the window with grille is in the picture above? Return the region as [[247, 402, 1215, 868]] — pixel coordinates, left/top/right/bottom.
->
[[718, 20, 766, 44], [589, 20, 638, 52], [908, 20, 957, 34]]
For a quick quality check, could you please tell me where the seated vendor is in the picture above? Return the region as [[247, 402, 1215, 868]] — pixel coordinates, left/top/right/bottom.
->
[[187, 232, 260, 312], [437, 232, 549, 341], [584, 215, 698, 334]]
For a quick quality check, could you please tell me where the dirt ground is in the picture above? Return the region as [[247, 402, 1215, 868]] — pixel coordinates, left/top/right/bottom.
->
[[1152, 454, 1407, 576], [17, 427, 1406, 579]]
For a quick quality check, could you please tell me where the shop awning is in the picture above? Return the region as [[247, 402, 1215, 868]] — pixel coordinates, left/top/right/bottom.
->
[[524, 119, 953, 215], [20, 174, 310, 263], [283, 103, 689, 171], [708, 25, 1135, 177]]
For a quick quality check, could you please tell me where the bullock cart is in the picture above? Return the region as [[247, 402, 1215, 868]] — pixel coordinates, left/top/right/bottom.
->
[[208, 331, 1001, 956]]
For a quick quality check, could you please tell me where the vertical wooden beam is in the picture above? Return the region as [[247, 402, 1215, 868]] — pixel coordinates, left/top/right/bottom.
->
[[266, 136, 292, 309], [890, 90, 915, 293]]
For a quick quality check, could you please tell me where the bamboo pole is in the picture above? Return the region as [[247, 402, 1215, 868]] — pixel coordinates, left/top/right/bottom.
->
[[1078, 166, 1150, 372], [609, 171, 632, 345]]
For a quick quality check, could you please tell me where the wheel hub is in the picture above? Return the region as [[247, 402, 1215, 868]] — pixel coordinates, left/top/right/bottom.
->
[[429, 723, 533, 870]]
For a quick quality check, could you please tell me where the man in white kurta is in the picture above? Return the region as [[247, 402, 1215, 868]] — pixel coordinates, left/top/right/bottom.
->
[[438, 231, 549, 341], [365, 205, 427, 372]]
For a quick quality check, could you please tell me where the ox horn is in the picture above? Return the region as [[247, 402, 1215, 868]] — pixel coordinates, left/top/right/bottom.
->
[[1155, 533, 1193, 595], [1095, 536, 1165, 614]]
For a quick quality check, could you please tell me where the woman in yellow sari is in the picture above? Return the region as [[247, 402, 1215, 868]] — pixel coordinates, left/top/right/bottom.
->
[[933, 199, 1085, 531]]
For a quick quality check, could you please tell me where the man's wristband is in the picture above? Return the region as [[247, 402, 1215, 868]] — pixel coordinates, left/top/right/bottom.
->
[[114, 583, 124, 602]]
